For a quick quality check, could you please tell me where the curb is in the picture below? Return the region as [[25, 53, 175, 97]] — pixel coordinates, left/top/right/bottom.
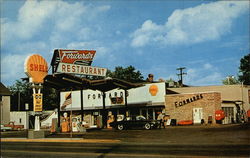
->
[[1, 138, 121, 143]]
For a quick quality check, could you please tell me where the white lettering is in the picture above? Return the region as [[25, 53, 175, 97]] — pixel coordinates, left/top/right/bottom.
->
[[61, 51, 94, 61]]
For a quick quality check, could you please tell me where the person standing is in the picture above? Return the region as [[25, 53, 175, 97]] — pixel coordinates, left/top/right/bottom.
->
[[157, 112, 164, 129]]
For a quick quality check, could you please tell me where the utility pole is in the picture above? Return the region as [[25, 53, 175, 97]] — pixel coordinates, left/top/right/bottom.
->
[[177, 67, 187, 87]]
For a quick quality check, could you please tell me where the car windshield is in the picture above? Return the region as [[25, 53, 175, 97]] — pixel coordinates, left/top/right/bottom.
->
[[136, 115, 146, 121]]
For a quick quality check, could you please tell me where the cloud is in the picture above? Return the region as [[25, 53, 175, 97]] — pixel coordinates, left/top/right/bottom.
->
[[131, 1, 249, 47], [1, 0, 111, 85], [203, 63, 213, 70], [1, 54, 31, 84], [1, 0, 111, 45], [66, 41, 110, 59], [185, 63, 223, 86], [2, 1, 58, 43]]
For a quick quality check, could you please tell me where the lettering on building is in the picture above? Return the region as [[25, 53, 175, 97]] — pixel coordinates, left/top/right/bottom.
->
[[174, 94, 203, 108]]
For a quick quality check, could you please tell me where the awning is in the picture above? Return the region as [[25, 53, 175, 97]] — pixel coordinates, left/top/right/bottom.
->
[[222, 100, 243, 104], [44, 73, 143, 92]]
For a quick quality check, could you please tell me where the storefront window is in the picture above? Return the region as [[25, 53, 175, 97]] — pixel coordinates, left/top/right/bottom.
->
[[148, 109, 153, 120], [130, 108, 140, 116], [141, 109, 147, 118]]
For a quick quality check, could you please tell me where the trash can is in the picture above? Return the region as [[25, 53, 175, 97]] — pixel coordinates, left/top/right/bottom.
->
[[96, 116, 103, 128], [208, 115, 212, 124], [170, 119, 176, 126]]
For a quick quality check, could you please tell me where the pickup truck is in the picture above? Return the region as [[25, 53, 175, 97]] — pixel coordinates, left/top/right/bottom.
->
[[4, 122, 24, 131], [1, 125, 12, 131]]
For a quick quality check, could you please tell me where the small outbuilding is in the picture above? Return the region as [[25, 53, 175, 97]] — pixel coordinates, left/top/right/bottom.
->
[[0, 82, 12, 124]]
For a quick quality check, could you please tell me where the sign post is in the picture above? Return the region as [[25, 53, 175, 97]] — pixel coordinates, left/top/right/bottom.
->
[[24, 54, 48, 133]]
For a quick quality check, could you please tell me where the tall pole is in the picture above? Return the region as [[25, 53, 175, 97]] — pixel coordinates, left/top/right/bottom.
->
[[177, 67, 187, 86], [18, 91, 20, 111], [102, 92, 106, 128], [80, 89, 84, 122], [124, 89, 128, 117], [57, 89, 61, 128]]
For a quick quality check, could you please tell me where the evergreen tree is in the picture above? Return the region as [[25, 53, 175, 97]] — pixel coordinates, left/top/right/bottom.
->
[[238, 53, 250, 85]]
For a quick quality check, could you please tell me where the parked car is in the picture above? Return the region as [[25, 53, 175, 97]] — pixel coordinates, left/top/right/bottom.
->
[[1, 125, 12, 131], [110, 115, 158, 130], [4, 122, 24, 131]]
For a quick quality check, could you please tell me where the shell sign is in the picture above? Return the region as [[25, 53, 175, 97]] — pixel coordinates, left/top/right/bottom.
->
[[24, 54, 48, 83], [149, 84, 158, 96]]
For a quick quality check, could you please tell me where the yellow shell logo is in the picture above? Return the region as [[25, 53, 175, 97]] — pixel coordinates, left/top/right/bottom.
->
[[24, 54, 48, 83], [149, 85, 158, 96]]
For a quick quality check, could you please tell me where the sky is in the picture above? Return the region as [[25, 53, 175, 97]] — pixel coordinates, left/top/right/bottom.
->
[[1, 0, 249, 86]]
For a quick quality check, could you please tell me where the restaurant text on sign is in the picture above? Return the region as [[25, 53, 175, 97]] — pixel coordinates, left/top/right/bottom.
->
[[57, 63, 107, 76]]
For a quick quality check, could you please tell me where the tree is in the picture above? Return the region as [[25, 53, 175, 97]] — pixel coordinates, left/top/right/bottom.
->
[[8, 80, 58, 111], [222, 76, 240, 85], [8, 80, 33, 111], [107, 65, 144, 82], [238, 53, 250, 85]]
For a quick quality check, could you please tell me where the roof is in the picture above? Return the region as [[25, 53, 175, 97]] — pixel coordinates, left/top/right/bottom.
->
[[44, 73, 143, 92], [90, 78, 143, 92], [0, 82, 11, 96]]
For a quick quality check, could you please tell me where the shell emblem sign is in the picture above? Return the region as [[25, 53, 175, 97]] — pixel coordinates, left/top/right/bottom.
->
[[149, 84, 158, 96], [24, 54, 48, 83]]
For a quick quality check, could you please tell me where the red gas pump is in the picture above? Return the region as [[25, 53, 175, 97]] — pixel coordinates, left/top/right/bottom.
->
[[215, 110, 225, 124], [247, 110, 250, 122]]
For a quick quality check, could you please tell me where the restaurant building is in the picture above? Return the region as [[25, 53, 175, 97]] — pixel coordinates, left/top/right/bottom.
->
[[166, 85, 250, 124], [59, 82, 166, 127], [58, 78, 250, 127]]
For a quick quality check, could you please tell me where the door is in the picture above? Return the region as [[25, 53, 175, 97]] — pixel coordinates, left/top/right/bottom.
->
[[193, 108, 203, 124]]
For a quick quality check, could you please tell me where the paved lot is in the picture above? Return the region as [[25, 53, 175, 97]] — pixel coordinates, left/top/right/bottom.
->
[[1, 123, 250, 157]]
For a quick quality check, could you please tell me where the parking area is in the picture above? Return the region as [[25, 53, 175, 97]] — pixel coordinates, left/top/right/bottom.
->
[[1, 123, 249, 145]]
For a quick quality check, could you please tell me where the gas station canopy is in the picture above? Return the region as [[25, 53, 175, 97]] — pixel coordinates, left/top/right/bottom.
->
[[44, 73, 143, 92]]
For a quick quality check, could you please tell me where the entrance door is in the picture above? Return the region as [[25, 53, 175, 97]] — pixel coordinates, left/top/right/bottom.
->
[[193, 108, 203, 124]]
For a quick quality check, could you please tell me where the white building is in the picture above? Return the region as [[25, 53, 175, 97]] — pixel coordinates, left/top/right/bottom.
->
[[0, 82, 11, 125]]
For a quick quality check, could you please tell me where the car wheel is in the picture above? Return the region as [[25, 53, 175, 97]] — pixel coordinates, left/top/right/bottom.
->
[[117, 124, 124, 130], [144, 123, 151, 130]]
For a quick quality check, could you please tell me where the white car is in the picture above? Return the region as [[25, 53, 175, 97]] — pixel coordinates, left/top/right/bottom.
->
[[1, 124, 12, 131]]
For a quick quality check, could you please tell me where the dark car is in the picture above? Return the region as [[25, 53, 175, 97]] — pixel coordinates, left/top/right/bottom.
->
[[110, 115, 158, 130]]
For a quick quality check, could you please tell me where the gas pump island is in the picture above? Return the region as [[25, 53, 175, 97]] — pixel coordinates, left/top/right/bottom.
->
[[24, 54, 48, 138]]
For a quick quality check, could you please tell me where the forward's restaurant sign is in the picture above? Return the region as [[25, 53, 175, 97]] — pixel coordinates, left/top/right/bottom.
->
[[59, 50, 95, 64], [56, 50, 107, 76]]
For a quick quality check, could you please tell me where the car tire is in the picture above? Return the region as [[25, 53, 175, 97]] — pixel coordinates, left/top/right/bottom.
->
[[144, 123, 151, 130], [117, 124, 124, 130]]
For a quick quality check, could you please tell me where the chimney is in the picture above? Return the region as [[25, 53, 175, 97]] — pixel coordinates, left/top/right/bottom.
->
[[147, 74, 154, 82]]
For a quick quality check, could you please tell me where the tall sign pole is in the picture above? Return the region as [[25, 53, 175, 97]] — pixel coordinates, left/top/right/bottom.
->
[[24, 54, 48, 131]]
